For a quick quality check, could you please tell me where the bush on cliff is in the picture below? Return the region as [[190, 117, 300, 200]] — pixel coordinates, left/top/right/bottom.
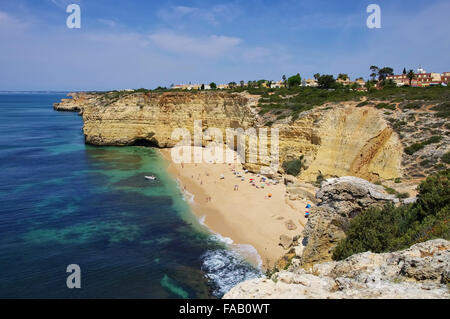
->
[[282, 156, 305, 176], [332, 169, 450, 261]]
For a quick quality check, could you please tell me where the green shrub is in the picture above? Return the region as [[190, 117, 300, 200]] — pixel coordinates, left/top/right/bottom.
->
[[376, 103, 396, 110], [403, 102, 422, 109], [431, 102, 450, 118], [282, 156, 305, 176], [443, 152, 450, 164], [315, 172, 325, 186], [332, 169, 450, 261], [398, 192, 410, 199], [424, 135, 442, 145], [420, 159, 432, 168], [404, 136, 442, 155], [384, 187, 397, 195], [357, 101, 369, 107], [405, 143, 425, 155]]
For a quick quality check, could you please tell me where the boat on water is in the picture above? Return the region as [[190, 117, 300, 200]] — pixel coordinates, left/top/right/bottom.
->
[[145, 176, 157, 181]]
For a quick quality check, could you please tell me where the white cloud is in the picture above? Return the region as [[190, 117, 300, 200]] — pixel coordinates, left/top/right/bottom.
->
[[97, 18, 119, 28], [50, 0, 73, 9], [148, 32, 242, 58], [157, 4, 240, 25], [0, 11, 28, 35]]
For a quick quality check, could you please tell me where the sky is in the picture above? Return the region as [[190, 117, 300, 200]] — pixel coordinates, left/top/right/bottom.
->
[[0, 0, 449, 91]]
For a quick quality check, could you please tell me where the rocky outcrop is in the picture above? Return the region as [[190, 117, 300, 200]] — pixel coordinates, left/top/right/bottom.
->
[[81, 91, 258, 147], [299, 177, 398, 267], [54, 92, 404, 182], [53, 92, 98, 112], [224, 239, 450, 299]]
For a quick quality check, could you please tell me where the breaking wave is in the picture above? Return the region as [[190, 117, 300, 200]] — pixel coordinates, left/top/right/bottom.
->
[[201, 234, 263, 298]]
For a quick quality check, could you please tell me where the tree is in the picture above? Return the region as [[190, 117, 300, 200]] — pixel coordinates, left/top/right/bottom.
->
[[228, 82, 237, 89], [314, 73, 321, 80], [318, 75, 336, 89], [282, 75, 287, 86], [201, 84, 205, 90], [338, 73, 349, 81], [382, 79, 397, 89], [257, 79, 268, 88], [288, 73, 302, 88], [247, 80, 257, 88], [378, 67, 394, 81], [240, 80, 245, 88], [407, 70, 416, 86], [210, 82, 217, 89], [403, 68, 407, 75], [370, 65, 379, 81]]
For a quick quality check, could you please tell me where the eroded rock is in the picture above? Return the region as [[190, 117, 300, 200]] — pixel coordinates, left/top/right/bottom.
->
[[224, 239, 450, 299]]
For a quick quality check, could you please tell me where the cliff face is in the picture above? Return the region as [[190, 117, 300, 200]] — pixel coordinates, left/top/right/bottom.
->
[[276, 105, 402, 182], [224, 239, 450, 299], [54, 91, 403, 183], [80, 92, 258, 147]]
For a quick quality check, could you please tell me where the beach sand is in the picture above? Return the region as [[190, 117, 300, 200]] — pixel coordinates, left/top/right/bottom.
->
[[160, 148, 307, 269]]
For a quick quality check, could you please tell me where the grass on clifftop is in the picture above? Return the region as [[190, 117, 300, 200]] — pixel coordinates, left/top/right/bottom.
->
[[232, 85, 450, 123], [332, 169, 450, 261]]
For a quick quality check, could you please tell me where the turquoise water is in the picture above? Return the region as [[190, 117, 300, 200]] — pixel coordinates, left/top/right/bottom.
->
[[0, 93, 261, 298]]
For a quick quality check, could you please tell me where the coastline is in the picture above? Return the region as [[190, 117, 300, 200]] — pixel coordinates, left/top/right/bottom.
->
[[159, 148, 307, 269]]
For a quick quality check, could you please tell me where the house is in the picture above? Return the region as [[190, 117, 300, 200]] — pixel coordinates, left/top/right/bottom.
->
[[304, 79, 318, 87], [217, 84, 229, 90], [415, 72, 442, 86], [171, 84, 201, 90], [261, 81, 271, 88], [336, 78, 352, 86], [386, 74, 409, 86], [270, 80, 285, 89], [387, 67, 446, 87], [355, 78, 366, 87], [442, 72, 450, 84]]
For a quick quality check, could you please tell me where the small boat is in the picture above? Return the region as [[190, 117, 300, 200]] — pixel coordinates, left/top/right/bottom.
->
[[145, 175, 157, 181]]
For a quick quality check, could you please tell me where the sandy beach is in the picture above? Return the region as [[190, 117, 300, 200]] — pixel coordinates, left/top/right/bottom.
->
[[160, 148, 307, 269]]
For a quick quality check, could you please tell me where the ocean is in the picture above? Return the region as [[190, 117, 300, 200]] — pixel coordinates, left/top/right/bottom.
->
[[0, 93, 261, 299]]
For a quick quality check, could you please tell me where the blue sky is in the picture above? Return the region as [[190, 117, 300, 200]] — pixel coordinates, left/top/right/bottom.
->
[[1, 0, 449, 91]]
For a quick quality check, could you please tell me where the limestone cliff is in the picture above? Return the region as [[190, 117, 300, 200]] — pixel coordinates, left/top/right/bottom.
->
[[298, 176, 399, 268], [224, 239, 450, 299], [54, 91, 405, 183]]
